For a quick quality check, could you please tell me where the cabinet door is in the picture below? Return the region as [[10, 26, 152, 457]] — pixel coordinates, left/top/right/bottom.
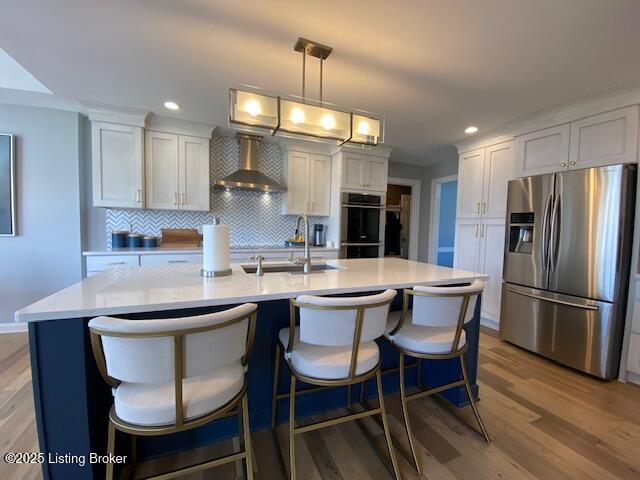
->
[[140, 253, 203, 266], [453, 219, 480, 273], [179, 135, 210, 211], [569, 106, 639, 169], [342, 152, 366, 190], [92, 122, 144, 208], [309, 154, 331, 216], [516, 124, 570, 176], [285, 151, 310, 215], [145, 131, 179, 210], [456, 148, 485, 218], [627, 333, 640, 375], [478, 220, 506, 323], [365, 156, 388, 192], [483, 141, 514, 219]]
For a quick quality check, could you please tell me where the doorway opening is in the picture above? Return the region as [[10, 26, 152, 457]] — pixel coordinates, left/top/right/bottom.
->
[[429, 175, 458, 267], [385, 177, 421, 261]]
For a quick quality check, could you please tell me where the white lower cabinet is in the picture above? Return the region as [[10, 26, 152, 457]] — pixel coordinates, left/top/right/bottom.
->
[[139, 254, 203, 267], [627, 333, 640, 375], [454, 218, 505, 326], [86, 255, 140, 275]]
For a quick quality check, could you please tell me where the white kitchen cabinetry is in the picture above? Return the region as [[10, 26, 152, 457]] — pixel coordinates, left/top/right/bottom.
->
[[140, 253, 203, 267], [516, 124, 571, 177], [457, 148, 485, 218], [179, 135, 210, 211], [454, 219, 481, 273], [457, 141, 514, 220], [627, 333, 640, 375], [86, 254, 140, 275], [478, 219, 506, 322], [340, 153, 388, 193], [145, 131, 210, 212], [92, 122, 144, 208], [282, 151, 331, 216], [569, 106, 638, 169]]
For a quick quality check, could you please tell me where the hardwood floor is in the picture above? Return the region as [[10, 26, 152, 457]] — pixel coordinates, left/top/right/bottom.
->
[[2, 328, 640, 479]]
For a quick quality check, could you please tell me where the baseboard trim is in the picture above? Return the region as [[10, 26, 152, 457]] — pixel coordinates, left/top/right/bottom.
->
[[480, 317, 499, 331], [0, 322, 28, 333], [625, 371, 640, 386]]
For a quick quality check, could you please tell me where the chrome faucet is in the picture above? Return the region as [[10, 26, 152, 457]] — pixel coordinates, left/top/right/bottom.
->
[[255, 255, 264, 276], [294, 214, 312, 274]]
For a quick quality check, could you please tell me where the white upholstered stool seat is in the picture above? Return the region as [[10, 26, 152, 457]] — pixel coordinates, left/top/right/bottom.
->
[[384, 310, 467, 355], [114, 362, 245, 427], [278, 328, 379, 380]]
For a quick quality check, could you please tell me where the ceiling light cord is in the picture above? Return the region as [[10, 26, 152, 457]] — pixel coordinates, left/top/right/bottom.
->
[[302, 47, 306, 102]]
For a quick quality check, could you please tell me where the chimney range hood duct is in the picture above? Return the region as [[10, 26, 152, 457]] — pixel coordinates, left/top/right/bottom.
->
[[214, 133, 286, 192]]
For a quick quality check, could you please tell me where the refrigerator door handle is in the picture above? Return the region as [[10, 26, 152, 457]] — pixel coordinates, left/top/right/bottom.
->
[[506, 287, 600, 311], [541, 194, 552, 270], [550, 194, 561, 272]]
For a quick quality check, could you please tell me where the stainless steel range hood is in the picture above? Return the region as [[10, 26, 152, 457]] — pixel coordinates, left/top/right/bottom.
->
[[214, 133, 286, 192]]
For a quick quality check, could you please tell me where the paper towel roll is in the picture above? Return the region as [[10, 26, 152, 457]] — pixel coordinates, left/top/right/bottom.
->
[[202, 224, 230, 273]]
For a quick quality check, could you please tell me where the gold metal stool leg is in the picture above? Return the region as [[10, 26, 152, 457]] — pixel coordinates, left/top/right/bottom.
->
[[271, 343, 282, 428], [399, 353, 421, 474], [105, 420, 116, 480], [288, 374, 297, 480], [460, 354, 491, 444], [241, 394, 255, 480], [376, 370, 402, 480]]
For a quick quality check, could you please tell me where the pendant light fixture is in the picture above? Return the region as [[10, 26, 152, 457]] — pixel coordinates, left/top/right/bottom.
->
[[229, 38, 383, 146]]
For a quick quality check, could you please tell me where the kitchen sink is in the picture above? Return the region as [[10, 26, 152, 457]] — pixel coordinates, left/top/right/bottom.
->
[[241, 263, 337, 274]]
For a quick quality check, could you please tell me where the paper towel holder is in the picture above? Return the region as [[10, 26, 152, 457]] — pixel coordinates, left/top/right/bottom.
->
[[201, 268, 232, 277]]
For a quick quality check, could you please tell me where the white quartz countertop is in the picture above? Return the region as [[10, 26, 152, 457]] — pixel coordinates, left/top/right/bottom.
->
[[16, 258, 486, 322], [83, 246, 338, 256]]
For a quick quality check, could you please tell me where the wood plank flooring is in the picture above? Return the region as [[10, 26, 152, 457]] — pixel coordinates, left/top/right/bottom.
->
[[2, 328, 640, 479]]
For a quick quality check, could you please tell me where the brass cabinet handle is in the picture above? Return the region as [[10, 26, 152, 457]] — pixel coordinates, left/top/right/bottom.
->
[[475, 224, 479, 237], [181, 192, 186, 205], [560, 162, 567, 167], [136, 189, 141, 203], [482, 202, 487, 214], [569, 161, 576, 166], [476, 202, 480, 214], [174, 192, 178, 205], [481, 224, 485, 237]]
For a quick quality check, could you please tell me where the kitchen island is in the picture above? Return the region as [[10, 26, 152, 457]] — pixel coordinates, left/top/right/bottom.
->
[[16, 258, 485, 480]]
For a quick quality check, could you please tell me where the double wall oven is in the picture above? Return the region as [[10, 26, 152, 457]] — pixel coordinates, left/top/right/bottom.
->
[[340, 192, 385, 258]]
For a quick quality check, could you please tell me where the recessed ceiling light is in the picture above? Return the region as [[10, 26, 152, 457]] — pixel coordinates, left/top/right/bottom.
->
[[465, 126, 478, 134], [164, 101, 180, 110]]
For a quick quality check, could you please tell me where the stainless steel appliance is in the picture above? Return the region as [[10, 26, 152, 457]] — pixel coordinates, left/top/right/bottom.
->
[[340, 192, 385, 258], [500, 164, 636, 379], [313, 224, 325, 246]]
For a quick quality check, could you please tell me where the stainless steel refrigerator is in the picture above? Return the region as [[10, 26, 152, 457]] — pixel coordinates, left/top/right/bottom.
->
[[500, 164, 636, 379]]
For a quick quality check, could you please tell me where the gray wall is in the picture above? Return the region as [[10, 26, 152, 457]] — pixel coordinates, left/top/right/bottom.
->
[[388, 146, 459, 262], [0, 104, 83, 325]]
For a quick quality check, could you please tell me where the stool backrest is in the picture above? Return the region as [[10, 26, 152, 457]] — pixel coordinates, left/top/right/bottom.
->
[[295, 289, 397, 346], [410, 280, 484, 328], [88, 303, 257, 386]]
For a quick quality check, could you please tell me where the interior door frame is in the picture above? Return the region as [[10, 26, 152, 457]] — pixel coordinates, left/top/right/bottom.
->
[[387, 176, 421, 261], [428, 174, 458, 264]]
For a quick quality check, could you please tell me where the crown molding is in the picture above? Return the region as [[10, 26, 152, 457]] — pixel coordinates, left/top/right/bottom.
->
[[146, 114, 214, 138], [83, 101, 149, 127]]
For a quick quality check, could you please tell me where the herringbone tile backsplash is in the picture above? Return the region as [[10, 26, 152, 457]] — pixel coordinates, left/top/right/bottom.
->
[[105, 136, 327, 248]]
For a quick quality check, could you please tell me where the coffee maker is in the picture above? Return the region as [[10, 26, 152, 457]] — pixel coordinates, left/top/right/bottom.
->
[[313, 224, 325, 246]]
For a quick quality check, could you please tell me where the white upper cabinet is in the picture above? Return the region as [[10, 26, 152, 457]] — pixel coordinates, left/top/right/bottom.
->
[[282, 151, 331, 216], [309, 154, 331, 216], [569, 106, 639, 169], [340, 153, 388, 193], [364, 156, 388, 192], [179, 135, 210, 211], [92, 122, 144, 208], [146, 131, 210, 212], [145, 131, 179, 210], [342, 152, 366, 190], [516, 124, 571, 177], [456, 148, 485, 218], [483, 141, 514, 219]]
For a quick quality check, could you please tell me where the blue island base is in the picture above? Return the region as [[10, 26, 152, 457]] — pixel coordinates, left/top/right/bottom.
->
[[29, 290, 481, 480]]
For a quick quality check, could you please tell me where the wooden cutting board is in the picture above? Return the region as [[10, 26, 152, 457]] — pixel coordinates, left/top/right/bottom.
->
[[159, 228, 202, 248]]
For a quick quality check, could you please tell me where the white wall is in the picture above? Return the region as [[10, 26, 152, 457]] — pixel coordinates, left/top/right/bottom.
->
[[388, 146, 459, 262], [0, 104, 83, 326]]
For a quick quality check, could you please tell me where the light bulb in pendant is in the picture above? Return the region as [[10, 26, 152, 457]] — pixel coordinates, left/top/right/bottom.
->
[[291, 107, 305, 124], [320, 113, 336, 131], [244, 99, 261, 117], [357, 120, 370, 135]]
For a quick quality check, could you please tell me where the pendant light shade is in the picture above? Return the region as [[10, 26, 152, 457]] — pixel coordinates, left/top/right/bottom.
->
[[229, 88, 383, 145]]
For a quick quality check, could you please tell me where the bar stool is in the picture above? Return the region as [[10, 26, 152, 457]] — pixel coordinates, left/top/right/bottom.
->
[[271, 289, 402, 480], [383, 280, 490, 475], [88, 303, 258, 480]]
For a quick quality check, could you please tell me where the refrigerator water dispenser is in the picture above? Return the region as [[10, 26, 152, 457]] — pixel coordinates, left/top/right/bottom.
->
[[508, 212, 534, 254]]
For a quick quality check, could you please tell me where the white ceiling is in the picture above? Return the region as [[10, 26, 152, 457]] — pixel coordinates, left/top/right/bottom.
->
[[2, 0, 640, 164]]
